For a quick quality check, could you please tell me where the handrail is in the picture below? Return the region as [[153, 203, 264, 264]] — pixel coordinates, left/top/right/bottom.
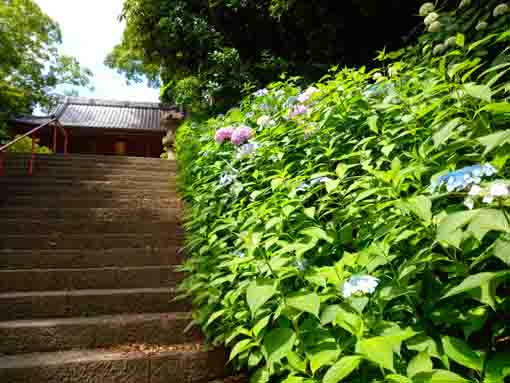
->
[[0, 118, 69, 176]]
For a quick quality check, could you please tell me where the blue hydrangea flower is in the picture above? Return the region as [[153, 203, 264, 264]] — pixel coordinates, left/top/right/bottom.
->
[[253, 88, 269, 97], [431, 164, 497, 192], [342, 275, 380, 298]]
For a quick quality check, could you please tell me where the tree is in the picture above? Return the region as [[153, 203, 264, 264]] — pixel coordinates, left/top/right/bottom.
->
[[0, 0, 93, 140], [106, 0, 422, 112]]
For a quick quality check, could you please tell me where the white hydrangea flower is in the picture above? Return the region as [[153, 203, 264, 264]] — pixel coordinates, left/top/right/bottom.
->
[[342, 275, 380, 298], [445, 36, 457, 48], [469, 184, 482, 196], [476, 21, 488, 31], [489, 183, 509, 197], [419, 2, 435, 16], [372, 72, 383, 81], [464, 197, 475, 210], [433, 44, 446, 55], [459, 0, 471, 8], [493, 3, 509, 17], [219, 173, 235, 186], [424, 12, 439, 25], [428, 21, 442, 32], [257, 115, 274, 127]]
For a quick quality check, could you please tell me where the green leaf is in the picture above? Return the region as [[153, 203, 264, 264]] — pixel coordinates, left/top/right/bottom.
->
[[479, 102, 510, 114], [466, 209, 510, 241], [309, 343, 341, 373], [300, 227, 334, 244], [456, 33, 465, 47], [230, 338, 256, 361], [407, 352, 433, 377], [477, 130, 510, 155], [382, 144, 396, 157], [494, 235, 510, 265], [304, 207, 316, 219], [287, 351, 308, 373], [484, 352, 510, 383], [385, 374, 413, 383], [250, 367, 270, 383], [286, 292, 321, 317], [335, 305, 364, 337], [325, 179, 340, 194], [204, 309, 227, 328], [335, 163, 349, 179], [436, 210, 479, 248], [404, 196, 432, 224], [356, 337, 395, 371], [320, 305, 341, 326], [322, 356, 363, 383], [464, 83, 492, 102], [247, 280, 277, 315], [412, 370, 470, 383], [253, 315, 272, 337], [441, 336, 483, 371], [367, 115, 379, 133], [263, 327, 296, 365]]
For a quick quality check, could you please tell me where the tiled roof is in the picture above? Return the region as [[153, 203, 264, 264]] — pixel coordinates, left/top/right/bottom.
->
[[14, 97, 184, 131]]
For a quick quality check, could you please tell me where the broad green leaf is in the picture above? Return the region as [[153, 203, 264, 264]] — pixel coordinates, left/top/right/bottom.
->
[[325, 179, 340, 194], [304, 207, 316, 219], [250, 367, 270, 383], [335, 163, 349, 179], [494, 235, 510, 265], [432, 118, 462, 148], [385, 374, 412, 383], [320, 305, 340, 326], [464, 83, 492, 102], [281, 377, 305, 383], [335, 305, 364, 337], [466, 209, 510, 241], [367, 115, 379, 133], [263, 327, 296, 365], [412, 370, 470, 383], [300, 227, 334, 244], [484, 352, 510, 383], [436, 210, 479, 247], [477, 130, 510, 155], [382, 144, 396, 157], [205, 309, 227, 328], [248, 350, 263, 367], [230, 338, 256, 361], [322, 356, 363, 383], [456, 33, 465, 47], [247, 280, 277, 315], [404, 196, 432, 224], [441, 336, 483, 371], [356, 336, 395, 371], [287, 351, 308, 373], [407, 352, 433, 377], [286, 292, 321, 317], [479, 102, 510, 114], [309, 343, 341, 373], [253, 315, 272, 337]]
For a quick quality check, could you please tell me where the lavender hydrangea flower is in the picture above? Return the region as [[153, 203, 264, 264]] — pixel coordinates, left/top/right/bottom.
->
[[342, 275, 380, 298], [215, 127, 234, 144], [289, 104, 309, 118], [297, 87, 319, 103], [230, 126, 254, 146]]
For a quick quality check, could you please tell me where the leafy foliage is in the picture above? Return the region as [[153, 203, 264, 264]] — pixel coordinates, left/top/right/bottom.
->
[[176, 1, 510, 382], [107, 0, 422, 111], [0, 0, 93, 140], [6, 135, 52, 154]]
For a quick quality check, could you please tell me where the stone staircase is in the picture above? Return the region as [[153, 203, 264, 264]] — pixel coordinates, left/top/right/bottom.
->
[[0, 153, 228, 383]]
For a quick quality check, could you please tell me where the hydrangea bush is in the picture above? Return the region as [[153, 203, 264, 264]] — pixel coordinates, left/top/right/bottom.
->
[[175, 2, 510, 383]]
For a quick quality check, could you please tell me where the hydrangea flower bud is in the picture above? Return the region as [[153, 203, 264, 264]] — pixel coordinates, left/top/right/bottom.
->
[[424, 12, 439, 25], [493, 3, 509, 17], [459, 0, 471, 8], [445, 36, 457, 48], [428, 20, 442, 32], [476, 21, 488, 30], [419, 2, 435, 16], [433, 43, 446, 55]]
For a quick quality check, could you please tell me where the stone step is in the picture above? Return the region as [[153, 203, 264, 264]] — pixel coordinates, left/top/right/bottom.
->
[[3, 159, 176, 171], [5, 153, 177, 165], [0, 186, 177, 198], [0, 196, 181, 209], [0, 344, 228, 383], [0, 233, 181, 250], [0, 175, 174, 187], [0, 287, 188, 321], [0, 247, 184, 270], [0, 207, 180, 221], [0, 219, 184, 235], [0, 266, 183, 292], [0, 312, 200, 355]]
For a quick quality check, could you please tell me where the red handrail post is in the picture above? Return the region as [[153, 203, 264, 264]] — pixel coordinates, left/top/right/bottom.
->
[[53, 124, 57, 152], [64, 128, 69, 154], [29, 132, 36, 176], [0, 151, 4, 176]]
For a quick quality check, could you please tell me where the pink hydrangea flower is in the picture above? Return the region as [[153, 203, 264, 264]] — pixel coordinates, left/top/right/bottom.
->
[[215, 127, 234, 144], [231, 126, 254, 145]]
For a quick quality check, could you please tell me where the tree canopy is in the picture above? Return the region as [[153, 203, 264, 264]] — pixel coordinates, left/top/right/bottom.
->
[[106, 0, 423, 112], [0, 0, 93, 140]]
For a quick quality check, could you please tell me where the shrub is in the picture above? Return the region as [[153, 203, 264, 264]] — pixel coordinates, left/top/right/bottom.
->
[[6, 135, 52, 154], [176, 1, 510, 382]]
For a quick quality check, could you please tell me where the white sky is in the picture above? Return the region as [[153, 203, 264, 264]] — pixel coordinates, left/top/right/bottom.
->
[[35, 0, 160, 102]]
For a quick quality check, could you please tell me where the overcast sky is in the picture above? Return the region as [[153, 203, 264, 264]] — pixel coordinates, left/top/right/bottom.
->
[[35, 0, 160, 102]]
